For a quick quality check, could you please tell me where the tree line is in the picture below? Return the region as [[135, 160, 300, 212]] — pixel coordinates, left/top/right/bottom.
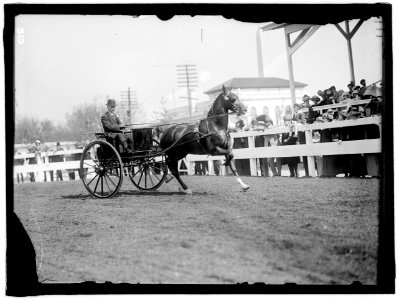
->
[[15, 102, 105, 145]]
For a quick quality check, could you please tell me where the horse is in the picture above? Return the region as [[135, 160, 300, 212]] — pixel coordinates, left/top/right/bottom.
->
[[159, 86, 250, 194]]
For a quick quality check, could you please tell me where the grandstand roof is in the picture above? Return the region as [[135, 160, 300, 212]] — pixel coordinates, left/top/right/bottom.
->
[[204, 77, 307, 94]]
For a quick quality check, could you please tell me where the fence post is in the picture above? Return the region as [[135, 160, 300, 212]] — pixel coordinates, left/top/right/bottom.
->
[[305, 129, 316, 177], [247, 136, 257, 176], [44, 154, 52, 181], [208, 160, 214, 175]]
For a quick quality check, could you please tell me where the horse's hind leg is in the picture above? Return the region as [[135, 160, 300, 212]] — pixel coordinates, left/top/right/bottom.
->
[[166, 156, 193, 195], [225, 153, 250, 191]]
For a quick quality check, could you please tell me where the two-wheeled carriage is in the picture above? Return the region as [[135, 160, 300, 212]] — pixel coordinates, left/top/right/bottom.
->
[[80, 127, 168, 198], [80, 86, 250, 197]]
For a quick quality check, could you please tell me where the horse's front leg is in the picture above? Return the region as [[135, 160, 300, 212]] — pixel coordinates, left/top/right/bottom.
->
[[166, 155, 193, 195], [225, 153, 250, 192]]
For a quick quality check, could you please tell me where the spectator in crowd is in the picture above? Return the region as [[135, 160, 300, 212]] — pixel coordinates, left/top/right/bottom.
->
[[268, 134, 282, 177], [344, 107, 368, 177], [340, 92, 351, 103], [14, 149, 25, 184], [306, 95, 321, 124], [364, 97, 380, 117], [274, 105, 282, 127], [194, 161, 203, 175], [32, 140, 47, 182], [232, 119, 251, 176], [336, 89, 345, 103], [253, 107, 272, 177], [200, 161, 209, 176], [317, 90, 326, 102], [280, 113, 300, 177], [359, 79, 369, 98], [311, 95, 321, 107], [283, 104, 294, 121], [352, 86, 362, 101], [213, 160, 221, 176], [330, 86, 340, 103], [322, 89, 334, 105], [247, 107, 258, 129], [281, 117, 300, 177], [49, 142, 64, 181], [293, 103, 309, 177], [347, 81, 355, 98], [301, 95, 311, 109], [347, 106, 363, 120], [337, 110, 347, 121]]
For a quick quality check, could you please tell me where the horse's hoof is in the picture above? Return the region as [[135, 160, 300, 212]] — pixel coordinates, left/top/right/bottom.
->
[[184, 189, 193, 195], [165, 175, 174, 183], [241, 185, 250, 192], [179, 187, 193, 195]]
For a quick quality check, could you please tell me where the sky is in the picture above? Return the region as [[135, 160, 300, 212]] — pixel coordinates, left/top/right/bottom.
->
[[14, 14, 383, 125]]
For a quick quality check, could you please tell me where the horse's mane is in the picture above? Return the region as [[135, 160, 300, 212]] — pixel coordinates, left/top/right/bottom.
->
[[207, 92, 224, 117]]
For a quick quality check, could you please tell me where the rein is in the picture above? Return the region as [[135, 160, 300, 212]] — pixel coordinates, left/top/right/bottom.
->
[[123, 111, 238, 128]]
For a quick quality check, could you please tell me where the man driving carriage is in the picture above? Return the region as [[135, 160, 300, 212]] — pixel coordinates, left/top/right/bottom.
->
[[101, 99, 133, 153]]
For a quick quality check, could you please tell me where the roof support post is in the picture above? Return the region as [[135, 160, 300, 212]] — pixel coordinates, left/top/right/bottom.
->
[[335, 20, 364, 85], [283, 25, 320, 107], [345, 21, 356, 84], [256, 28, 264, 77], [284, 29, 297, 107]]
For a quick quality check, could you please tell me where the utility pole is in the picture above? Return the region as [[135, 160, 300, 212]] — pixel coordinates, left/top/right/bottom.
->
[[177, 64, 198, 122], [120, 87, 138, 125]]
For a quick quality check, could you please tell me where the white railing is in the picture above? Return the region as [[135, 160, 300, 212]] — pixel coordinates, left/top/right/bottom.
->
[[13, 116, 381, 182], [185, 116, 382, 177], [301, 99, 371, 113]]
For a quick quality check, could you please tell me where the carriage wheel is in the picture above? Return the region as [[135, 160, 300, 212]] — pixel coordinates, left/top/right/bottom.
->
[[129, 139, 167, 191], [80, 140, 124, 198]]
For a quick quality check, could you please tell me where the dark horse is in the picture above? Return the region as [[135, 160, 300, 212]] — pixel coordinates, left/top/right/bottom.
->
[[160, 86, 250, 194]]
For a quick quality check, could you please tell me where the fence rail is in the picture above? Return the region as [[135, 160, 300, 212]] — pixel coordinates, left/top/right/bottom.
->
[[13, 116, 382, 182]]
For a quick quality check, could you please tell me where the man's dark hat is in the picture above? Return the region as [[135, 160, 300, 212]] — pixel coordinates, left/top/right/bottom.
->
[[106, 99, 117, 106], [311, 95, 321, 102]]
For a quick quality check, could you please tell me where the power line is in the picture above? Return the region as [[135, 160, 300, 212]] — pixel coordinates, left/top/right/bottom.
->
[[176, 64, 198, 122]]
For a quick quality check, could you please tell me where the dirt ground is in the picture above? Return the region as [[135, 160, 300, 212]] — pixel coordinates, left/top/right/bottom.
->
[[13, 174, 379, 285]]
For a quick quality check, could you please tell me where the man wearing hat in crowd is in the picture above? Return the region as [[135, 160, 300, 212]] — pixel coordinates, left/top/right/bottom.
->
[[101, 99, 133, 153], [347, 81, 355, 98], [352, 86, 362, 101], [306, 95, 322, 123], [317, 90, 326, 102], [253, 107, 274, 177], [347, 106, 363, 120], [301, 94, 311, 108]]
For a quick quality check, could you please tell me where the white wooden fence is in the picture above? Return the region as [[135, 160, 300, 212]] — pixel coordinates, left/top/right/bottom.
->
[[13, 116, 382, 183]]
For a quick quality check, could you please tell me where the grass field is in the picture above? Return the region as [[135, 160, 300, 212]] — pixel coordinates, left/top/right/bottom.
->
[[13, 174, 379, 284]]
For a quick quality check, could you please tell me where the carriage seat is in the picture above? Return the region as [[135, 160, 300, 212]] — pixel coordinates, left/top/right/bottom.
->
[[95, 130, 134, 154], [95, 132, 124, 152]]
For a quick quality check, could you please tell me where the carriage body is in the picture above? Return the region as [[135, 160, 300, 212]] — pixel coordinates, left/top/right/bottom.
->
[[80, 127, 167, 198]]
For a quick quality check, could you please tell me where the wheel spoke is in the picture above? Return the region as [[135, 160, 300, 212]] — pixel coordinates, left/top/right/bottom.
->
[[145, 168, 147, 189], [137, 166, 145, 187], [93, 174, 101, 194], [83, 161, 98, 169], [151, 164, 165, 173], [101, 176, 104, 196], [132, 164, 145, 178], [81, 170, 97, 177], [103, 175, 112, 195], [102, 155, 118, 168], [87, 173, 100, 187], [104, 172, 118, 188], [149, 166, 161, 181]]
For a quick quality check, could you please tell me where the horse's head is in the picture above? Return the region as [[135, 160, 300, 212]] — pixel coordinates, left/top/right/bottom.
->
[[221, 86, 247, 116]]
